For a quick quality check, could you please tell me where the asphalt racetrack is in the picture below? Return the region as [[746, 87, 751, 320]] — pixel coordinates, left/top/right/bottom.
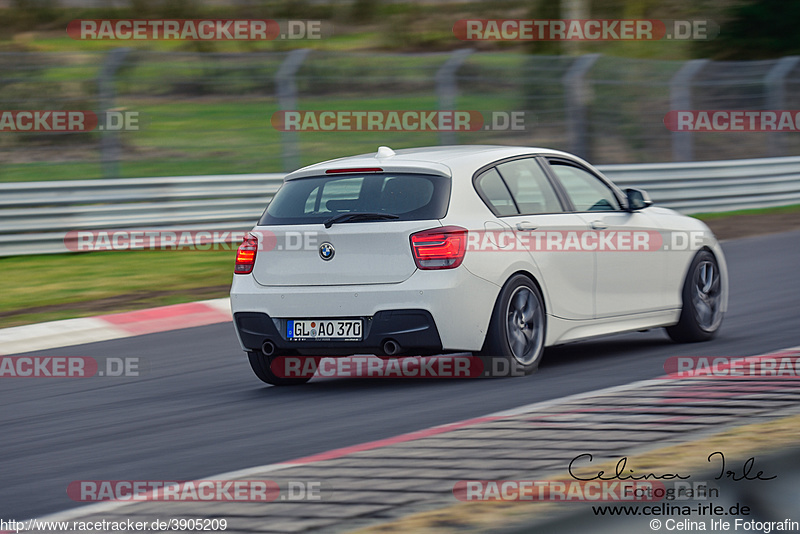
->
[[3, 230, 799, 520]]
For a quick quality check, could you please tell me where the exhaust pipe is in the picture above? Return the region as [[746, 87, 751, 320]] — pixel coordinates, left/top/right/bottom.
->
[[261, 340, 276, 357], [382, 339, 401, 356]]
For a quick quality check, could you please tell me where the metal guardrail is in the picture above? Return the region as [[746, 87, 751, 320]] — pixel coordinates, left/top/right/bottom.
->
[[0, 175, 283, 256], [602, 156, 800, 213], [1, 155, 799, 257]]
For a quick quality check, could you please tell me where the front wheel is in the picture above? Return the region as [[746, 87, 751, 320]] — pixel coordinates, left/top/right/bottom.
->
[[478, 274, 546, 377], [247, 351, 313, 386], [666, 250, 724, 343]]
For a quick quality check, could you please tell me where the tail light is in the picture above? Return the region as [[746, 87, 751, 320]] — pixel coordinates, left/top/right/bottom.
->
[[234, 233, 259, 274], [410, 226, 468, 270]]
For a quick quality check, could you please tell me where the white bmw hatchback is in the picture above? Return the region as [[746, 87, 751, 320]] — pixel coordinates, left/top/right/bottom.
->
[[231, 145, 727, 385]]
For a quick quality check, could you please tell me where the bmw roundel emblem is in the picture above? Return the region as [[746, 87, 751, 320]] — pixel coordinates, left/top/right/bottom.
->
[[319, 242, 335, 261]]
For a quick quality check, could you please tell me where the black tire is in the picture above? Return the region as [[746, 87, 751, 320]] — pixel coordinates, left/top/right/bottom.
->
[[478, 274, 546, 377], [666, 250, 724, 343], [247, 351, 313, 386]]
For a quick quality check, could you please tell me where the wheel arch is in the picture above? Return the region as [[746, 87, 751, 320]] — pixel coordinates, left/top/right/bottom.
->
[[502, 269, 548, 316], [478, 268, 548, 373], [476, 269, 551, 354]]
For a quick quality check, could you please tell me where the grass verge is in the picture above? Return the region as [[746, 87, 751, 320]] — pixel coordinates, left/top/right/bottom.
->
[[0, 249, 234, 328], [693, 203, 800, 220], [694, 203, 800, 241]]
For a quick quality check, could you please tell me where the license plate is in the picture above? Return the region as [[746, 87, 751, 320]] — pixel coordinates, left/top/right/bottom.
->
[[287, 319, 363, 341]]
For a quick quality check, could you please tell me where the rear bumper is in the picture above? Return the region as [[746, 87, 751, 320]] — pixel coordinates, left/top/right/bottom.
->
[[234, 309, 443, 356], [229, 267, 501, 352]]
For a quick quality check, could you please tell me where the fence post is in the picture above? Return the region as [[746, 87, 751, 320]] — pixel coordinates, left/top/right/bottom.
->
[[561, 0, 589, 56], [98, 47, 131, 179], [276, 48, 310, 172], [436, 49, 473, 146], [669, 59, 708, 162], [765, 56, 800, 157], [562, 53, 599, 159]]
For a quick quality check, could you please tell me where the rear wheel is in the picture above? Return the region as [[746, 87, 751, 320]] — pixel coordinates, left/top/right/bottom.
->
[[479, 274, 546, 377], [666, 250, 724, 342], [247, 351, 314, 386]]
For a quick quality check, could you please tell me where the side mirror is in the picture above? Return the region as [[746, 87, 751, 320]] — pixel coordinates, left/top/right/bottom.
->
[[625, 188, 652, 211]]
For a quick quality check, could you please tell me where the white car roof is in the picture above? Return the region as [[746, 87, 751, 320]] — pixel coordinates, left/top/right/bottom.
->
[[283, 145, 583, 180]]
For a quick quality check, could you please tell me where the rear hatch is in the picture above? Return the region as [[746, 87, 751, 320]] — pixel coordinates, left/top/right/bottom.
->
[[251, 171, 451, 287]]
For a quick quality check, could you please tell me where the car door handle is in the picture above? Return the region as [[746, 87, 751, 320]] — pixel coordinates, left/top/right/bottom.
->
[[516, 222, 537, 231], [591, 221, 608, 230]]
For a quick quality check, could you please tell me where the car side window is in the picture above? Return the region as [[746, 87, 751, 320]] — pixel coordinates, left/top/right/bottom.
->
[[549, 162, 620, 211], [475, 168, 518, 216], [496, 158, 563, 215]]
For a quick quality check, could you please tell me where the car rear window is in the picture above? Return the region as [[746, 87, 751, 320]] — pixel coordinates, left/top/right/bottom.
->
[[259, 173, 451, 225]]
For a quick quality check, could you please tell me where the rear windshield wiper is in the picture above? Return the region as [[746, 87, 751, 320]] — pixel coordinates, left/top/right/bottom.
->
[[323, 212, 399, 228]]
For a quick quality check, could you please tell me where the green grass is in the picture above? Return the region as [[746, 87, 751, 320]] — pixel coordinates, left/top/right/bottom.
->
[[693, 203, 800, 220], [0, 249, 235, 328], [0, 92, 521, 181]]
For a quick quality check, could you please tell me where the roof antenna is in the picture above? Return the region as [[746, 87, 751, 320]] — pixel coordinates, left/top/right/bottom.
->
[[376, 146, 396, 158]]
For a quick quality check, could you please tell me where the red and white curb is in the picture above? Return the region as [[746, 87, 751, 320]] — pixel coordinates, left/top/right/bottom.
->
[[0, 298, 231, 355]]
